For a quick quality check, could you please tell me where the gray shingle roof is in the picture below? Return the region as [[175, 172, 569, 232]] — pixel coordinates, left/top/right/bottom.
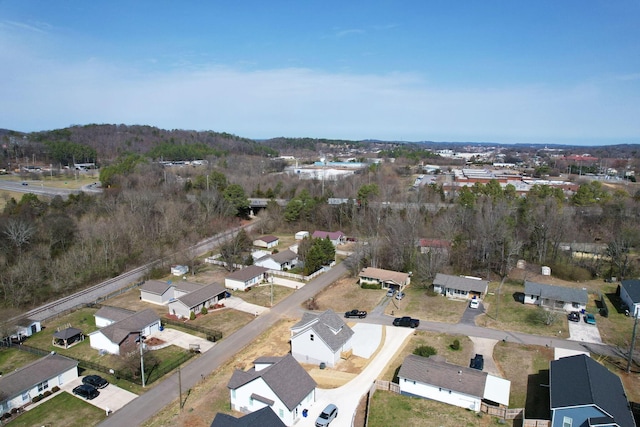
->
[[53, 327, 83, 340], [0, 353, 77, 400], [140, 280, 173, 296], [97, 308, 159, 345], [550, 354, 635, 426], [433, 273, 489, 293], [621, 279, 640, 303], [94, 306, 135, 323], [524, 281, 588, 304], [227, 354, 316, 411], [270, 249, 298, 264], [226, 265, 268, 282], [176, 283, 226, 309], [173, 281, 204, 293], [291, 310, 354, 352], [398, 354, 487, 398], [210, 407, 286, 427]]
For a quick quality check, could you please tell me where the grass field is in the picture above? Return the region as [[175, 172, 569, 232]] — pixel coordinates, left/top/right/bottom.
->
[[5, 390, 105, 427], [0, 347, 41, 373]]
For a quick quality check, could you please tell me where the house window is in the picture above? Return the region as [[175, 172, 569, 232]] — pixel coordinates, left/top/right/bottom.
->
[[22, 392, 29, 402], [562, 416, 572, 427], [572, 302, 580, 308], [279, 409, 284, 418], [37, 381, 49, 392], [249, 397, 254, 406], [231, 389, 236, 399], [310, 334, 314, 341]]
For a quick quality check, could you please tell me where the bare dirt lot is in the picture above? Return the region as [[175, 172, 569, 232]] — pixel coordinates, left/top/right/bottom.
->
[[310, 276, 387, 313]]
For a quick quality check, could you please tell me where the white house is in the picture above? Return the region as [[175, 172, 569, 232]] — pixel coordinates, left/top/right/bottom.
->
[[290, 310, 354, 368], [11, 318, 41, 340], [398, 354, 510, 412], [359, 267, 411, 292], [620, 279, 640, 317], [139, 280, 175, 305], [0, 353, 78, 416], [171, 265, 189, 276], [225, 265, 269, 291], [523, 281, 588, 312], [253, 235, 280, 249], [255, 250, 299, 271], [295, 231, 309, 240], [432, 273, 489, 300], [168, 283, 227, 318], [311, 230, 345, 246], [89, 308, 160, 355], [94, 306, 136, 328], [227, 354, 316, 426]]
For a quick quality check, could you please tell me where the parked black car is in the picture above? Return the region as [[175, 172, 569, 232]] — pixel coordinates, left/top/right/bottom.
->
[[567, 311, 580, 322], [392, 316, 420, 328], [470, 354, 484, 370], [344, 309, 367, 319], [82, 374, 109, 389], [72, 384, 99, 400]]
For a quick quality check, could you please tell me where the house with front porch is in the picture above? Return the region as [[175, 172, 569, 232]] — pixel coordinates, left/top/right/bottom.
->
[[168, 283, 227, 318], [227, 354, 316, 426], [359, 267, 411, 292], [432, 273, 489, 300], [0, 353, 78, 417], [225, 265, 269, 291], [523, 281, 588, 312]]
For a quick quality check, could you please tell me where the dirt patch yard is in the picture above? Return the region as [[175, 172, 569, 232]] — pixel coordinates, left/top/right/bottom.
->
[[310, 276, 387, 313]]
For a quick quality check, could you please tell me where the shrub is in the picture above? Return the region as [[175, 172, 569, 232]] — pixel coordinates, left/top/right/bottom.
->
[[413, 345, 437, 358], [201, 306, 208, 315], [52, 386, 60, 393], [2, 412, 12, 420], [360, 283, 380, 290], [43, 390, 52, 397], [189, 311, 196, 320], [450, 339, 461, 350]]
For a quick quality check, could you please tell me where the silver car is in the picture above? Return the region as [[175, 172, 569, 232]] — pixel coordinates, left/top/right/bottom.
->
[[315, 403, 338, 427]]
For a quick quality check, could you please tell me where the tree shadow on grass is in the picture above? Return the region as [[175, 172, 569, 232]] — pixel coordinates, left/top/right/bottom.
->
[[525, 369, 550, 420]]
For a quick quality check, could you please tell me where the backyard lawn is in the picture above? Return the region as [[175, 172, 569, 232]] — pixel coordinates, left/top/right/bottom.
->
[[385, 284, 469, 323], [311, 277, 388, 313], [0, 347, 41, 372], [232, 283, 296, 307], [6, 390, 105, 427]]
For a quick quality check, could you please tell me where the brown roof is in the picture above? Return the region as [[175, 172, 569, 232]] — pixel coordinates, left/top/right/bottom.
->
[[359, 267, 409, 285], [226, 265, 268, 283], [0, 353, 77, 400], [398, 354, 487, 398], [176, 283, 226, 309], [256, 235, 279, 243], [227, 354, 316, 411]]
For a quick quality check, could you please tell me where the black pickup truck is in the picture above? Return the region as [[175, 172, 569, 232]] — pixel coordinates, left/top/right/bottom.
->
[[393, 316, 420, 328], [345, 309, 367, 318]]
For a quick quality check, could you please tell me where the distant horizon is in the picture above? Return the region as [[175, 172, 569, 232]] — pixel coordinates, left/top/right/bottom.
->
[[1, 1, 638, 146]]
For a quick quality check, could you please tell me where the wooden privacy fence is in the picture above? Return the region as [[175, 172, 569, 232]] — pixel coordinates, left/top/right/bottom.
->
[[522, 420, 550, 427]]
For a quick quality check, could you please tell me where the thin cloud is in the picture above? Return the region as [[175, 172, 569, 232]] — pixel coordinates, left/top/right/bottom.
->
[[1, 20, 49, 34], [334, 28, 365, 38]]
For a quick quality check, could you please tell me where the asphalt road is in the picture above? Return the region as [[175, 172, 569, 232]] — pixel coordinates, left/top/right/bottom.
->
[[98, 263, 349, 427]]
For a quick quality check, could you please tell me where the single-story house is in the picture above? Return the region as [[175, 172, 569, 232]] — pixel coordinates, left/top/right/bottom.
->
[[620, 279, 640, 318], [290, 309, 354, 368], [255, 250, 299, 271], [398, 354, 510, 412], [359, 267, 411, 292], [417, 239, 452, 256], [171, 265, 189, 276], [311, 230, 346, 246], [11, 318, 41, 341], [211, 406, 286, 427], [0, 353, 78, 416], [432, 273, 489, 300], [253, 235, 279, 249], [227, 354, 316, 426], [94, 306, 135, 327], [140, 280, 175, 305], [550, 354, 636, 427], [168, 283, 227, 318], [294, 231, 309, 240], [523, 281, 588, 312], [89, 308, 160, 355], [225, 266, 269, 291], [52, 327, 84, 349], [173, 281, 205, 298]]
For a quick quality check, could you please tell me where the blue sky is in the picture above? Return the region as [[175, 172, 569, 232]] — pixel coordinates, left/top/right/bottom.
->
[[1, 1, 639, 145]]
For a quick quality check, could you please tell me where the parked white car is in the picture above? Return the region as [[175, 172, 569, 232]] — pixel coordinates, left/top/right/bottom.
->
[[469, 298, 479, 309]]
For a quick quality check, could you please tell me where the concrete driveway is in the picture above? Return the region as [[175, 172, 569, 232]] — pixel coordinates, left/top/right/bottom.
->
[[296, 326, 415, 427], [60, 377, 138, 413], [469, 337, 501, 376], [350, 323, 382, 359], [147, 327, 215, 352], [223, 295, 270, 315], [568, 317, 602, 344]]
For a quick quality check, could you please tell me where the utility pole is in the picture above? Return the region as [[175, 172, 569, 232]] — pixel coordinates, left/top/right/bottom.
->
[[178, 366, 183, 411], [139, 334, 146, 387], [627, 309, 639, 373]]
